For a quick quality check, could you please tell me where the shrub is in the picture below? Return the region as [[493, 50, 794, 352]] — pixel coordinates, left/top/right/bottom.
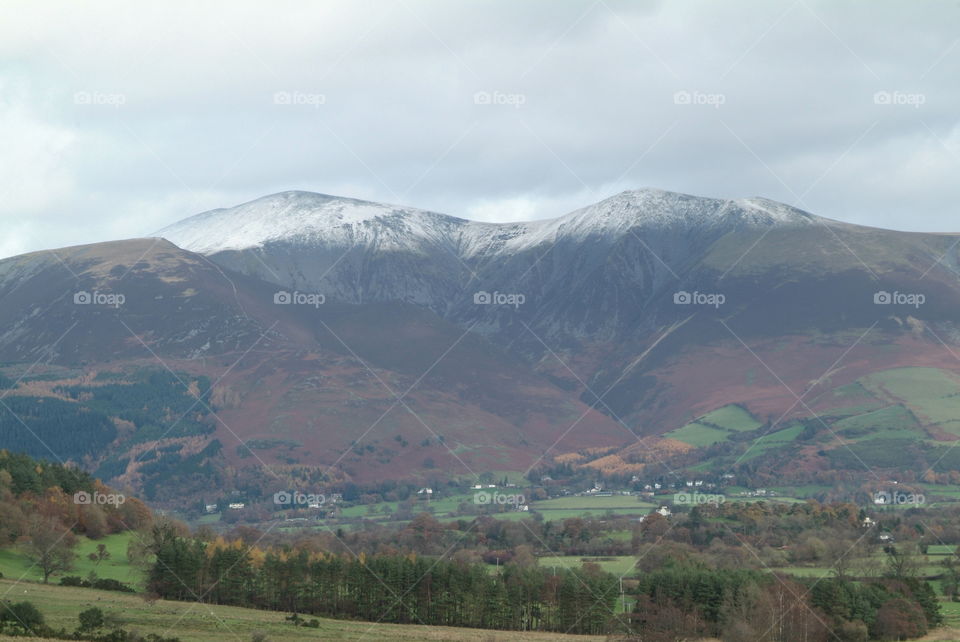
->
[[60, 576, 135, 593], [0, 600, 45, 632], [79, 606, 105, 631]]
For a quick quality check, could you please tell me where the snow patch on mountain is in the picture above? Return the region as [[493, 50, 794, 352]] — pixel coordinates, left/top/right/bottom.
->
[[156, 188, 817, 257], [156, 191, 465, 255]]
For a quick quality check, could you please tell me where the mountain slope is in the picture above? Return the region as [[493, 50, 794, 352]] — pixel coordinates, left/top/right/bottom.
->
[[154, 188, 960, 483], [2, 188, 959, 499], [0, 238, 626, 499]]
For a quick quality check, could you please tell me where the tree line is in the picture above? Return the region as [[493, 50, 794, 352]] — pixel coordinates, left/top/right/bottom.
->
[[147, 524, 619, 634]]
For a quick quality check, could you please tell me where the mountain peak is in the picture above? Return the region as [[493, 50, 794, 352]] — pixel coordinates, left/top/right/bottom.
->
[[156, 191, 456, 254], [156, 188, 817, 257]]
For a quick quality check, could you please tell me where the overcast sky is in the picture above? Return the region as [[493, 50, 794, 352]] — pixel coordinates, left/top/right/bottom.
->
[[1, 1, 958, 258]]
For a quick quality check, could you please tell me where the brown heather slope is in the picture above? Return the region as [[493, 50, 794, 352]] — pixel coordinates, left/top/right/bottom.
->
[[0, 239, 626, 495]]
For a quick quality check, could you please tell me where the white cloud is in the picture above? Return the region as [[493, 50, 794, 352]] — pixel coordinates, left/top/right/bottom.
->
[[0, 0, 957, 258]]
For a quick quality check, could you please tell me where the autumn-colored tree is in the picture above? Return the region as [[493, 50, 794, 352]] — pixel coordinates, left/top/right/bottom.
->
[[20, 514, 76, 583]]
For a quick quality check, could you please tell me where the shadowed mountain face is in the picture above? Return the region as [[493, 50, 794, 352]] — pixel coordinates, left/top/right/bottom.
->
[[157, 189, 960, 424], [157, 189, 960, 343], [2, 189, 960, 498], [0, 238, 626, 497]]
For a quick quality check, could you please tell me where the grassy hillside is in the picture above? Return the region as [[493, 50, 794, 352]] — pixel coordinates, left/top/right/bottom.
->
[[0, 533, 144, 588], [0, 579, 603, 641], [646, 367, 960, 480]]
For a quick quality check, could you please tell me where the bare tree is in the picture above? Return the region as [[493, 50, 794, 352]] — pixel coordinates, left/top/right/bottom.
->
[[21, 515, 76, 583]]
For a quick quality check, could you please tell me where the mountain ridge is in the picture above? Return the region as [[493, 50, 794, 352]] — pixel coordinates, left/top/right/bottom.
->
[[3, 188, 960, 498], [155, 188, 822, 258]]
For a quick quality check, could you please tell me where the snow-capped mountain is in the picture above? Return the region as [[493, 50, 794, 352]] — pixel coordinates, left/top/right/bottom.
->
[[157, 191, 467, 255], [158, 188, 815, 258], [4, 188, 960, 492], [156, 188, 824, 342]]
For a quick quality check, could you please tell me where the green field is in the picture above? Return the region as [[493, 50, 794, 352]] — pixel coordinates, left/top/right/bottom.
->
[[862, 368, 960, 435], [927, 545, 958, 556], [0, 532, 143, 588], [666, 422, 732, 447], [667, 405, 764, 448], [534, 495, 651, 510], [0, 578, 603, 641], [698, 404, 763, 432], [678, 367, 960, 481], [538, 555, 638, 576], [738, 423, 805, 462]]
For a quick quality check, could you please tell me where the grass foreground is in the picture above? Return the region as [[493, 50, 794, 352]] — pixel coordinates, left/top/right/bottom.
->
[[0, 578, 605, 641]]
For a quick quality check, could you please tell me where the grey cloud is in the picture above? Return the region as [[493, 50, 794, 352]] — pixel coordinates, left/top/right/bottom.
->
[[0, 0, 958, 258]]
